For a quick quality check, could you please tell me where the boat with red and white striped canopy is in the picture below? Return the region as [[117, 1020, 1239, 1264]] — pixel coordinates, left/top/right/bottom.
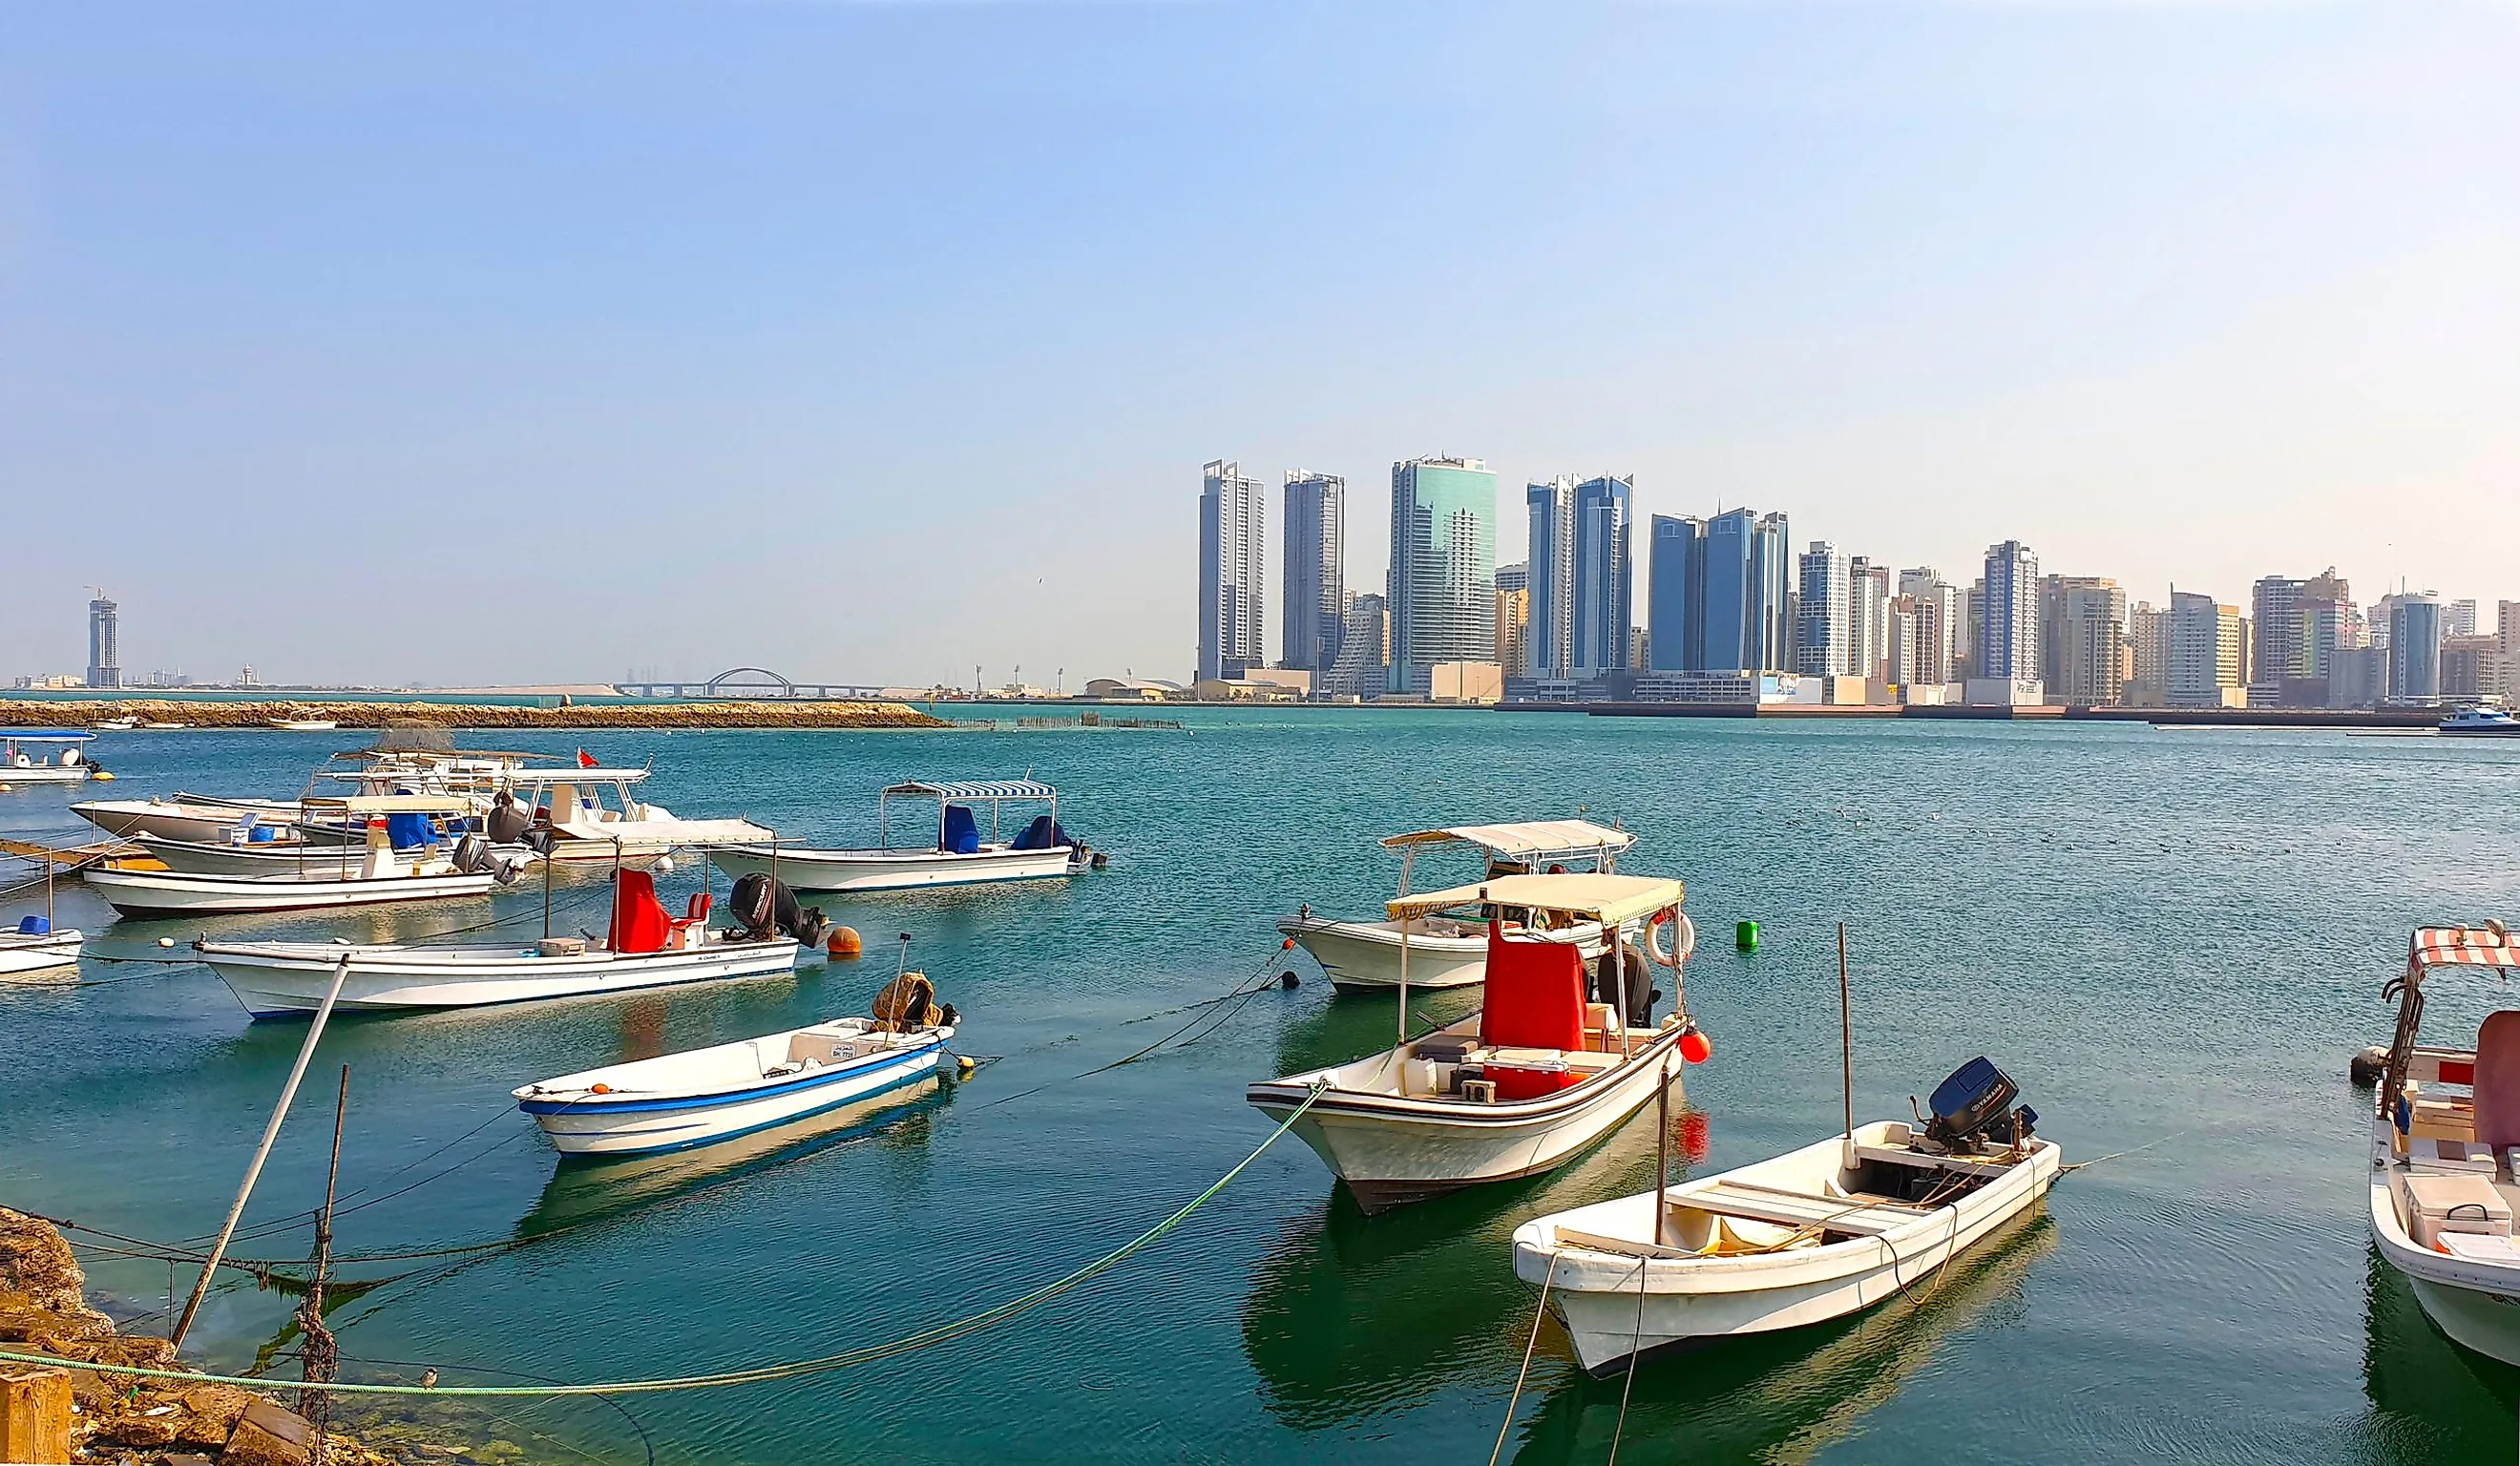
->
[[2370, 922, 2520, 1368], [1249, 871, 1704, 1213]]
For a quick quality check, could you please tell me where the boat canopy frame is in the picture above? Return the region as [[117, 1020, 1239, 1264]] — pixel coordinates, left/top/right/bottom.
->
[[2381, 923, 2520, 1104], [876, 780, 1060, 849], [0, 731, 96, 744], [1391, 872, 1687, 928]]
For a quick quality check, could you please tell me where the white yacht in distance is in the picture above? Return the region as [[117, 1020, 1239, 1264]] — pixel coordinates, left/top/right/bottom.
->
[[1279, 821, 1638, 993], [2440, 706, 2520, 737]]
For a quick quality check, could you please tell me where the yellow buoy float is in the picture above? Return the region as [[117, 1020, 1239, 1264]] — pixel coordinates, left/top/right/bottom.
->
[[828, 926, 863, 958]]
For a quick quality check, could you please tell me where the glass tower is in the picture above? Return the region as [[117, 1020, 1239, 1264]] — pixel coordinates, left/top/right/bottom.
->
[[1390, 457, 1498, 693], [1197, 461, 1267, 682], [1281, 471, 1345, 681]]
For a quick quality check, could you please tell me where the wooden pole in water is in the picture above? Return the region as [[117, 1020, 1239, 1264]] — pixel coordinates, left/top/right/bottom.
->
[[1838, 921, 1855, 1169], [300, 1066, 348, 1453], [172, 955, 352, 1351]]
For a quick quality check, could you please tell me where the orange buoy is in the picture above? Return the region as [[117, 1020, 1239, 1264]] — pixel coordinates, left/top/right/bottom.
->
[[1678, 1025, 1713, 1064], [1281, 937, 1295, 951], [829, 926, 863, 958], [591, 1083, 612, 1095]]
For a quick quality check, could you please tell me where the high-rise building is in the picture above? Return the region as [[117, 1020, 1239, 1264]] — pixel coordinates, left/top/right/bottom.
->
[[1197, 461, 1266, 682], [1496, 582, 1529, 679], [2386, 594, 2444, 704], [2447, 599, 2479, 639], [1897, 569, 1963, 685], [1524, 477, 1578, 679], [1389, 457, 1498, 694], [1846, 557, 1893, 682], [2250, 576, 2307, 690], [1281, 471, 1344, 682], [2167, 591, 2243, 707], [1979, 541, 2039, 683], [2054, 579, 2129, 707], [1686, 509, 1792, 674], [1648, 516, 1703, 673], [2443, 636, 2502, 701], [2499, 601, 2520, 702], [1319, 593, 1388, 699], [1795, 543, 1849, 677], [2128, 600, 2167, 703], [1570, 476, 1634, 678], [86, 592, 119, 690]]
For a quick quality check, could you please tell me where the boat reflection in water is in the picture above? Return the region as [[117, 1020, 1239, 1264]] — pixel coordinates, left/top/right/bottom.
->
[[2362, 1246, 2518, 1461], [1505, 1211, 2059, 1466], [1242, 1093, 1680, 1429], [515, 1076, 956, 1243]]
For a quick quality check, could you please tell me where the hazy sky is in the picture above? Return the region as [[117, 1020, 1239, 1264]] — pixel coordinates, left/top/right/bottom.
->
[[4, 2, 2514, 687]]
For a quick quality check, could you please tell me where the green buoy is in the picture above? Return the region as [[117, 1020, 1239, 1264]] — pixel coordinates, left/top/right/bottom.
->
[[1735, 920, 1759, 953]]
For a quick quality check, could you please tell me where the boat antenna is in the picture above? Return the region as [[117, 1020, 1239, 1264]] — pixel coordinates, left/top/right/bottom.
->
[[1838, 921, 1856, 1170]]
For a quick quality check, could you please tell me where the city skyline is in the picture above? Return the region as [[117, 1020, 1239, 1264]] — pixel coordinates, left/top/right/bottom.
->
[[5, 5, 2516, 688]]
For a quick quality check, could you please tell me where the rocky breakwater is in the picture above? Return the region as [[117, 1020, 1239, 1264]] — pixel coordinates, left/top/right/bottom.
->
[[1, 1207, 403, 1466], [0, 700, 947, 731]]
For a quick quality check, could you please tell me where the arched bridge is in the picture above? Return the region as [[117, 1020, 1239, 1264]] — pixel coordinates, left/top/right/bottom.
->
[[615, 667, 891, 700]]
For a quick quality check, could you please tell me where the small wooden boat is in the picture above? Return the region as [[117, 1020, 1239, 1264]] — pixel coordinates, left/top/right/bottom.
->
[[1512, 1063, 2059, 1374], [93, 718, 138, 732], [83, 796, 514, 917], [265, 718, 340, 732], [1, 732, 101, 785], [1280, 821, 1641, 993], [74, 794, 308, 844], [514, 974, 959, 1157], [142, 722, 188, 730], [1250, 872, 1702, 1212], [709, 779, 1088, 893], [2367, 924, 2520, 1367]]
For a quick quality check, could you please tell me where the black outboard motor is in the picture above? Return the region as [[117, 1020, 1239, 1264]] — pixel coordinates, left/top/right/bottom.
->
[[728, 872, 832, 949], [485, 792, 535, 846], [1919, 1057, 2037, 1156]]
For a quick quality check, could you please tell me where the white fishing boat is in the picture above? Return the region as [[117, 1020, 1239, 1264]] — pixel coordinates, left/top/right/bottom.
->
[[1279, 821, 1639, 992], [2368, 923, 2520, 1367], [2440, 706, 2520, 737], [93, 717, 138, 732], [0, 860, 82, 976], [1, 732, 101, 785], [1513, 1062, 2059, 1374], [83, 796, 518, 917], [73, 794, 309, 844], [193, 818, 808, 1017], [515, 970, 959, 1157], [709, 780, 1090, 893], [1249, 872, 1703, 1212], [132, 829, 511, 879], [265, 717, 340, 732]]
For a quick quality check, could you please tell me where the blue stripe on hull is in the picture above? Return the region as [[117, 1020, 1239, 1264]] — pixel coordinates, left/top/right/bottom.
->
[[554, 1063, 942, 1159], [521, 1040, 944, 1115]]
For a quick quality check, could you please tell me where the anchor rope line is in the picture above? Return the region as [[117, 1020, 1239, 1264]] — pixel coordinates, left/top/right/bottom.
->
[[1487, 1254, 1557, 1466], [0, 1081, 1329, 1398], [958, 943, 1294, 1116]]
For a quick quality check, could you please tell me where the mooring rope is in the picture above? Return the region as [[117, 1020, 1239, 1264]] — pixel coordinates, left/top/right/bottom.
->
[[1485, 1254, 1556, 1466], [0, 1080, 1327, 1397]]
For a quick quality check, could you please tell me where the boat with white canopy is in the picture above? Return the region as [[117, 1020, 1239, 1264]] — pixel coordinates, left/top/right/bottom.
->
[[514, 960, 959, 1157], [1278, 821, 1637, 993], [1513, 1056, 2058, 1373], [708, 780, 1089, 893], [1, 732, 101, 786], [193, 815, 810, 1017], [83, 795, 521, 917], [1249, 871, 1701, 1212], [2368, 923, 2520, 1367]]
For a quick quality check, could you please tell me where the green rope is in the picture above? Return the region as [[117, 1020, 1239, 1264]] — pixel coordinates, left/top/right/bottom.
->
[[0, 1080, 1326, 1398]]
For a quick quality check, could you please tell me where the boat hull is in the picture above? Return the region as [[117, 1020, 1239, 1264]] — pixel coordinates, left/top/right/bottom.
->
[[709, 844, 1075, 892], [0, 766, 94, 785], [0, 932, 83, 976], [1250, 1024, 1687, 1212], [74, 797, 300, 843], [523, 1040, 948, 1157], [195, 937, 804, 1018], [85, 868, 500, 917], [1517, 1129, 2062, 1373], [1277, 916, 1605, 992], [2366, 1121, 2520, 1367]]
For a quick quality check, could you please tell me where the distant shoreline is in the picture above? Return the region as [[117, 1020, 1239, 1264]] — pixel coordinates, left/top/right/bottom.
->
[[0, 698, 948, 731]]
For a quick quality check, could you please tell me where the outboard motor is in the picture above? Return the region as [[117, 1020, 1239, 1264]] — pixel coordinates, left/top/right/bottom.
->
[[728, 872, 832, 948], [452, 834, 489, 873], [485, 793, 535, 846], [1918, 1058, 2036, 1155]]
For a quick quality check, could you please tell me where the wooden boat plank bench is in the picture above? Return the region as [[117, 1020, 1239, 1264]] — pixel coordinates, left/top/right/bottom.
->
[[1668, 1183, 1924, 1236]]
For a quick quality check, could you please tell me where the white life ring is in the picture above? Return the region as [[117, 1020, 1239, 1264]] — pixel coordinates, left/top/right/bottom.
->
[[1643, 908, 1694, 969]]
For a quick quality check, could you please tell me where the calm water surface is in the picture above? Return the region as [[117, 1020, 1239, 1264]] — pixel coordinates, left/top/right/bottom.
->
[[5, 711, 2519, 1464]]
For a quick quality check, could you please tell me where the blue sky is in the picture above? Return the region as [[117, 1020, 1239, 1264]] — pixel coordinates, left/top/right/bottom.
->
[[3, 1, 2513, 687]]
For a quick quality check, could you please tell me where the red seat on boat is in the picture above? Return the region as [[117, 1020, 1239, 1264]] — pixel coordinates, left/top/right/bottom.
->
[[685, 891, 713, 922], [1480, 921, 1586, 1102], [608, 869, 673, 955], [2473, 1011, 2520, 1148]]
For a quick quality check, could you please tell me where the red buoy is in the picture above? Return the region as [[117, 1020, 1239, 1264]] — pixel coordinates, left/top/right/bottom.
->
[[1678, 1025, 1713, 1064]]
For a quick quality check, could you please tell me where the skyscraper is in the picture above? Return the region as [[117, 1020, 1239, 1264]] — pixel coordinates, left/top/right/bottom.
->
[[2387, 594, 2444, 704], [1524, 476, 1577, 679], [1197, 461, 1266, 682], [1281, 471, 1345, 681], [1747, 512, 1792, 673], [1795, 543, 1849, 677], [1319, 593, 1388, 699], [2054, 579, 2129, 707], [1496, 563, 1530, 678], [1570, 476, 1633, 678], [1898, 569, 1963, 685], [1846, 557, 1893, 682], [2447, 599, 2479, 639], [2168, 591, 2243, 707], [1979, 541, 2039, 683], [2251, 576, 2307, 688], [1389, 457, 1498, 694], [86, 592, 119, 690], [1648, 516, 1703, 673]]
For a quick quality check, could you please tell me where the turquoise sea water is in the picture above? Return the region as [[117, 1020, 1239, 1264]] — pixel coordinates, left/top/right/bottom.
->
[[6, 711, 2520, 1464]]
